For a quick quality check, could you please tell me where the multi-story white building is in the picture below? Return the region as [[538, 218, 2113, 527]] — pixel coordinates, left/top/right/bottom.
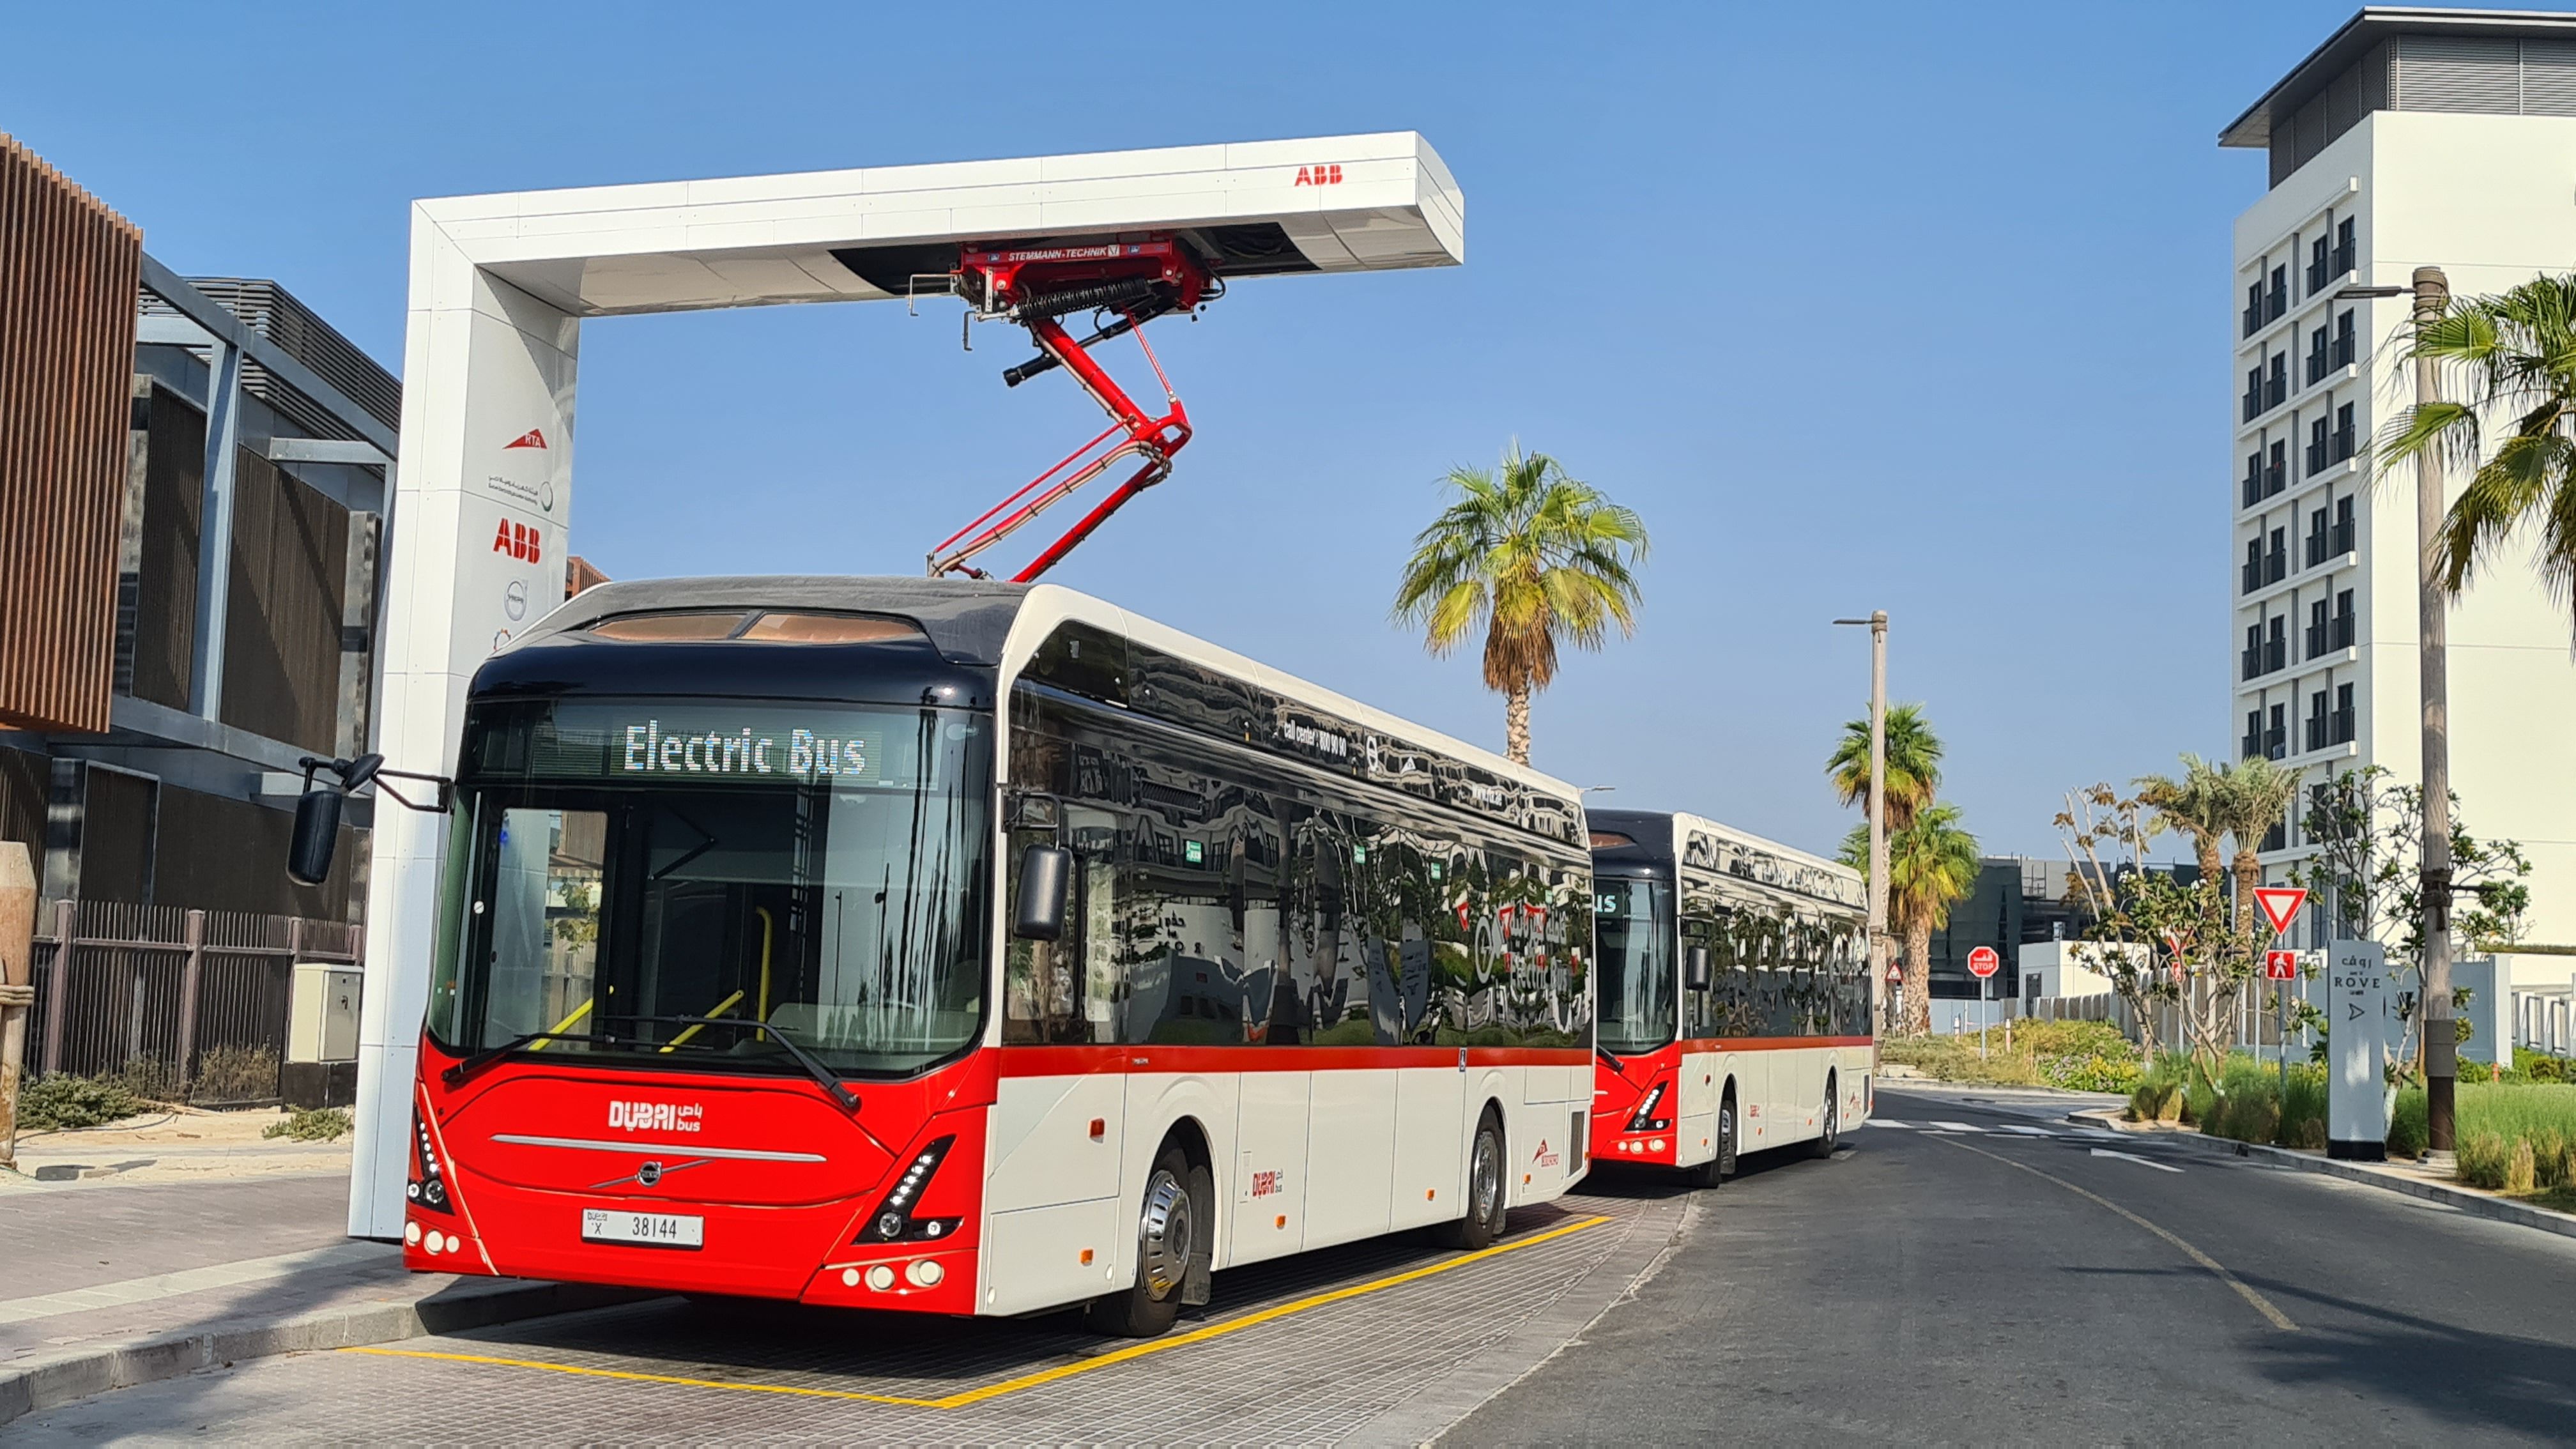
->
[[2225, 7, 2576, 950]]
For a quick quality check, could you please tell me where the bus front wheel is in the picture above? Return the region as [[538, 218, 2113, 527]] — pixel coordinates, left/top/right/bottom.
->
[[1687, 1095, 1736, 1189], [1809, 1078, 1840, 1159], [1086, 1141, 1203, 1338]]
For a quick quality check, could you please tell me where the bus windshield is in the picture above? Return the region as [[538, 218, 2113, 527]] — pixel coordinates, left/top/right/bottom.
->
[[1594, 876, 1674, 1055], [427, 698, 992, 1078]]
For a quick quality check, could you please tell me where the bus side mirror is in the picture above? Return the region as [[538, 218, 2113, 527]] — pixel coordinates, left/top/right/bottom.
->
[[1013, 845, 1073, 941], [1685, 945, 1712, 992], [288, 785, 343, 886]]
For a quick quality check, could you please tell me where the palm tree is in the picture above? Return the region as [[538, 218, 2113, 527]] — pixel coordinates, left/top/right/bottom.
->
[[2213, 758, 2301, 929], [1843, 802, 1981, 1035], [2136, 754, 2227, 888], [2379, 275, 2576, 632], [1825, 702, 1943, 833], [1392, 445, 1648, 765]]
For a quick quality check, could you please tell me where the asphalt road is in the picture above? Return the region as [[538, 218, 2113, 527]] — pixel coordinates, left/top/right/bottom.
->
[[1448, 1085, 2576, 1445]]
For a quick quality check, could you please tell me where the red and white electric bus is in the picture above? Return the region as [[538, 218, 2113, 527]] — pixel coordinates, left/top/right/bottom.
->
[[370, 578, 1594, 1336], [1586, 810, 1871, 1185]]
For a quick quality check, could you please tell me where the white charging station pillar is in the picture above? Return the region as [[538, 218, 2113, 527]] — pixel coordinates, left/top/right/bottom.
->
[[349, 210, 578, 1238]]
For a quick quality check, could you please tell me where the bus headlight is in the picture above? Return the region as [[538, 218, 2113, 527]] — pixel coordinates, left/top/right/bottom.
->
[[855, 1134, 963, 1244], [1625, 1082, 1670, 1134]]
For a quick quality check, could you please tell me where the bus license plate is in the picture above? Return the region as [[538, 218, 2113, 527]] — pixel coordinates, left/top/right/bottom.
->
[[581, 1208, 703, 1250]]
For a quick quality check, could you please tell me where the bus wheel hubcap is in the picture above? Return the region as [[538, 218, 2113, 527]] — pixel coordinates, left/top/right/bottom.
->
[[1471, 1133, 1499, 1223], [1139, 1171, 1191, 1298]]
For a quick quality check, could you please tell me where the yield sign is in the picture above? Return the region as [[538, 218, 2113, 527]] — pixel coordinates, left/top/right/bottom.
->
[[2254, 887, 2308, 935], [2264, 949, 2300, 981]]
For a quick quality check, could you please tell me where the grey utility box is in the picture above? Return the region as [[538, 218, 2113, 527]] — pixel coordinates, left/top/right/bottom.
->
[[282, 963, 363, 1109]]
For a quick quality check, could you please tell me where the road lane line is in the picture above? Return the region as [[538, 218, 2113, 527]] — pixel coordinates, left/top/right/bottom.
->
[[2091, 1147, 2185, 1174], [342, 1213, 1614, 1411], [1996, 1126, 2063, 1137], [1859, 1120, 1916, 1129], [1930, 1135, 2296, 1331], [1927, 1121, 1984, 1132]]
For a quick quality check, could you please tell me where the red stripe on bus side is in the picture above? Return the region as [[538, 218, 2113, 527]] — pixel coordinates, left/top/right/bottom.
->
[[1675, 1036, 1875, 1053], [996, 1045, 1591, 1077]]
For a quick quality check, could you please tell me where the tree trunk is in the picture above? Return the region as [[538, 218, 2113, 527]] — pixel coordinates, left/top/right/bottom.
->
[[1503, 682, 1531, 765], [1903, 919, 1933, 1036], [2233, 848, 2261, 932]]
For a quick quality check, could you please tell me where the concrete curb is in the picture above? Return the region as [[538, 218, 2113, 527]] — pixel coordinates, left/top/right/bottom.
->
[[0, 1275, 654, 1428], [2068, 1108, 2576, 1244]]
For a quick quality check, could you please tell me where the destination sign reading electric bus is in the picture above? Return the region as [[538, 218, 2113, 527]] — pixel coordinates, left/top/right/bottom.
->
[[461, 699, 958, 790]]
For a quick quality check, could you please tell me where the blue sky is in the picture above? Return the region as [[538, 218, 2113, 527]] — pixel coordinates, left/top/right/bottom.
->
[[3, 0, 2388, 861]]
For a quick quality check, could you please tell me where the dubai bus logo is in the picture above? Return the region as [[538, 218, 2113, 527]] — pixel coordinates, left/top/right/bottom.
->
[[1292, 164, 1344, 187], [608, 1100, 703, 1134]]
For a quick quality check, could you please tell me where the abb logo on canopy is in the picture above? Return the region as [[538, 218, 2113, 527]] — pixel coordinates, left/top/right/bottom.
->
[[493, 515, 543, 564], [1292, 164, 1344, 187]]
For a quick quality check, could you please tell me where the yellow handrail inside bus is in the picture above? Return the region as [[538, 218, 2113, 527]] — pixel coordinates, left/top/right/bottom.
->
[[661, 990, 744, 1052], [754, 907, 774, 1040], [526, 996, 594, 1050]]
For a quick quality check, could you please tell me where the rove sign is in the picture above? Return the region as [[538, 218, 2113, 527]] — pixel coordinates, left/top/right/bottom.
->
[[2327, 940, 2392, 1161]]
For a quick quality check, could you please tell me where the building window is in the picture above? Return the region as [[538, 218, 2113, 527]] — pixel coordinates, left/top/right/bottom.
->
[[2266, 703, 2287, 760], [2243, 540, 2264, 596], [2244, 366, 2264, 422], [2266, 615, 2287, 673], [2306, 598, 2329, 657], [2333, 218, 2356, 277], [2308, 235, 2331, 294], [2244, 709, 2264, 760], [2269, 441, 2287, 496], [2332, 682, 2355, 745], [2333, 402, 2356, 463], [2266, 528, 2287, 586], [2244, 282, 2265, 339], [2332, 309, 2356, 369], [2306, 325, 2329, 385], [2267, 266, 2288, 325], [2307, 414, 2329, 473], [2305, 505, 2329, 567], [2306, 689, 2329, 752], [2244, 452, 2263, 509], [2331, 496, 2354, 556], [2333, 588, 2356, 650], [2267, 354, 2289, 411], [2242, 623, 2264, 679]]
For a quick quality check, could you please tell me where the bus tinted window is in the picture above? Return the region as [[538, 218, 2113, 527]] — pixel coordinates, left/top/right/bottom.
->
[[1595, 878, 1675, 1055]]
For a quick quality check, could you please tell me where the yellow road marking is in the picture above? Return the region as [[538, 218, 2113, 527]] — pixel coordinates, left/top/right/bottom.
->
[[342, 1213, 1613, 1410], [1932, 1135, 2297, 1331]]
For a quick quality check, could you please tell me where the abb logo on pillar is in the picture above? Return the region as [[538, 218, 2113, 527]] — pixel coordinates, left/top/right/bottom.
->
[[1292, 164, 1344, 187], [492, 514, 544, 564]]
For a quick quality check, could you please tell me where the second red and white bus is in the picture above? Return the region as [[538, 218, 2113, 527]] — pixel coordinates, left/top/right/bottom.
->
[[1586, 809, 1871, 1185], [363, 578, 1594, 1337]]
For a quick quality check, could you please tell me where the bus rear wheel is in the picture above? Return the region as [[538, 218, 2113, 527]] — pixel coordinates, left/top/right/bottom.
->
[[1686, 1096, 1736, 1189], [1436, 1110, 1506, 1250], [1085, 1142, 1202, 1338]]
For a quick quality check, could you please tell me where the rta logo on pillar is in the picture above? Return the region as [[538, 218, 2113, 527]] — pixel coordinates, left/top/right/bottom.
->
[[492, 513, 544, 564]]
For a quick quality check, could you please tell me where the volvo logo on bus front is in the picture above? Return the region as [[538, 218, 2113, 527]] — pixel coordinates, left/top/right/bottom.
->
[[637, 1161, 664, 1187]]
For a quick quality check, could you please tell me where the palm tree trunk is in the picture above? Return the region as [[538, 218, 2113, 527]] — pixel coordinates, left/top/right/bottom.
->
[[1504, 682, 1532, 765], [2233, 848, 2261, 931], [1903, 919, 1933, 1036]]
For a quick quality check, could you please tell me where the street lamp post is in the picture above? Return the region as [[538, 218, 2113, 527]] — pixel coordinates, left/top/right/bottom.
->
[[2338, 269, 2456, 1167], [1834, 612, 1891, 1033]]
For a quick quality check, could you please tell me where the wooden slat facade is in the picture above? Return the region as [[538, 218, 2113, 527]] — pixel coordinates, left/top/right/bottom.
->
[[0, 132, 142, 734]]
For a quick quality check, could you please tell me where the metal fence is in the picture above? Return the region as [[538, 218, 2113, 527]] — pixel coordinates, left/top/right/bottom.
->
[[2024, 987, 2301, 1060], [27, 898, 362, 1106]]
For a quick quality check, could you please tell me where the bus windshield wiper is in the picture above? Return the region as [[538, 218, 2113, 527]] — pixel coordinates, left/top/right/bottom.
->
[[608, 1014, 861, 1114], [443, 1029, 621, 1087]]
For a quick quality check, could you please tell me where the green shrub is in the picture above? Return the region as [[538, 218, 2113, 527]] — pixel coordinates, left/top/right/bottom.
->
[[17, 1073, 144, 1131], [2388, 1089, 2428, 1160], [2458, 1129, 2512, 1190], [262, 1107, 351, 1142], [102, 1056, 180, 1104], [192, 1045, 280, 1104], [2043, 1052, 2143, 1094]]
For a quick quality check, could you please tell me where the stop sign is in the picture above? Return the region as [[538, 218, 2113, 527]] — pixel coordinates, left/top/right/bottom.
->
[[1968, 946, 2000, 979]]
